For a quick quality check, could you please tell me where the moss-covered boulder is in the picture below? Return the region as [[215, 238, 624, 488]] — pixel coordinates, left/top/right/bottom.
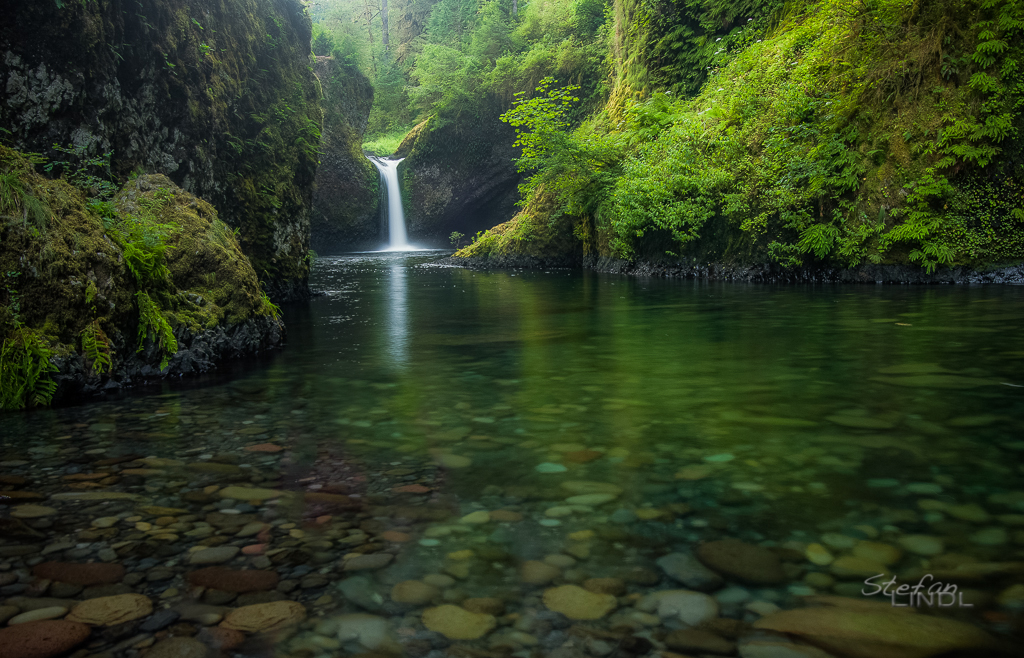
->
[[0, 0, 321, 300], [451, 190, 582, 269], [310, 56, 380, 253], [399, 102, 523, 246], [114, 174, 284, 374], [0, 147, 282, 409]]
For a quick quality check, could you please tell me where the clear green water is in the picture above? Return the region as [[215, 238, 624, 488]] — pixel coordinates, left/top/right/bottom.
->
[[4, 252, 1024, 643]]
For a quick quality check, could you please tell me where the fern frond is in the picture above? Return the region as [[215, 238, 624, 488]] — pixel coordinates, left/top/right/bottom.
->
[[0, 328, 58, 410], [135, 291, 178, 370], [80, 320, 113, 375]]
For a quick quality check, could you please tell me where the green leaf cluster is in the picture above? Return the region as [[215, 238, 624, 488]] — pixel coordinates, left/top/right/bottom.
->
[[80, 319, 113, 375], [135, 290, 178, 370], [0, 326, 58, 410], [478, 0, 1024, 271]]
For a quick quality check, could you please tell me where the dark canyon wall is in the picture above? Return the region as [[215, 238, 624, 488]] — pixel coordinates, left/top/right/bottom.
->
[[0, 0, 321, 300], [398, 102, 522, 247], [310, 56, 379, 253]]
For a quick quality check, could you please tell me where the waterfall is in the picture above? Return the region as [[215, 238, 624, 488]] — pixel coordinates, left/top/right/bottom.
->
[[369, 157, 416, 251]]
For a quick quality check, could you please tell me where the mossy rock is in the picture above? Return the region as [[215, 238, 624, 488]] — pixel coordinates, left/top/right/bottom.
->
[[114, 174, 274, 331], [0, 145, 134, 349], [0, 0, 321, 300], [1, 148, 283, 409], [401, 101, 522, 246]]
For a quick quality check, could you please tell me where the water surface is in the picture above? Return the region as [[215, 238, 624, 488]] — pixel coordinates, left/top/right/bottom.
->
[[4, 252, 1024, 650]]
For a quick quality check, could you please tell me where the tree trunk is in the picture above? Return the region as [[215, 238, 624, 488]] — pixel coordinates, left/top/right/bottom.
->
[[512, 0, 518, 17], [381, 0, 390, 52], [362, 0, 378, 74]]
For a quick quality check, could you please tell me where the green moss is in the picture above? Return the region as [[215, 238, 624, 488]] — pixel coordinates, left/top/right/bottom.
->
[[485, 0, 1024, 271], [2, 0, 322, 299], [456, 188, 580, 260], [115, 174, 278, 328], [0, 148, 281, 409]]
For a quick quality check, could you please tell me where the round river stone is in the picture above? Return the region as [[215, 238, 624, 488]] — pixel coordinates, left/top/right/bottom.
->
[[0, 620, 91, 658], [186, 567, 280, 593], [421, 605, 496, 640], [696, 539, 787, 585], [32, 562, 125, 586], [220, 601, 306, 632], [66, 594, 153, 626]]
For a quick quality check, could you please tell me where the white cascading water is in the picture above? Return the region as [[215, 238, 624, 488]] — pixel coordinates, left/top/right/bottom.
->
[[369, 157, 416, 251]]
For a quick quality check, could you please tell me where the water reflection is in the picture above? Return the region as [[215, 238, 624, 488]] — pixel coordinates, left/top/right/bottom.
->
[[3, 256, 1024, 655], [386, 257, 409, 368]]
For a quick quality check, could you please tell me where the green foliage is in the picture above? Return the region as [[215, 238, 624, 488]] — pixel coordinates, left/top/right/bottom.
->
[[258, 289, 282, 320], [80, 319, 113, 375], [502, 77, 623, 218], [135, 291, 177, 370], [450, 231, 465, 247], [43, 144, 117, 200], [321, 0, 613, 145], [363, 127, 411, 155], [409, 43, 481, 117], [0, 326, 58, 410], [1, 267, 56, 410], [0, 171, 51, 228], [312, 22, 337, 57], [92, 190, 182, 370], [608, 106, 736, 257], [99, 201, 177, 287], [616, 0, 784, 97], [578, 0, 1024, 269]]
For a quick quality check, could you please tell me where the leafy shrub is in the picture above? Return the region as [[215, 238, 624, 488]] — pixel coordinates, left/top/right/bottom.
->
[[0, 326, 58, 410]]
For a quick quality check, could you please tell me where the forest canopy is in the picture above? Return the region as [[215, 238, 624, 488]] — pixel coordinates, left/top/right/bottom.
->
[[312, 0, 1024, 271]]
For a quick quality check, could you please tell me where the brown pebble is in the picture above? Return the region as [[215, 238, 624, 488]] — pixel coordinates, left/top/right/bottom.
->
[[697, 617, 753, 640], [583, 578, 626, 596], [461, 597, 505, 615], [378, 530, 412, 543], [696, 539, 787, 585], [664, 628, 735, 654], [0, 620, 91, 658], [197, 626, 246, 651], [32, 562, 125, 586], [187, 568, 280, 593]]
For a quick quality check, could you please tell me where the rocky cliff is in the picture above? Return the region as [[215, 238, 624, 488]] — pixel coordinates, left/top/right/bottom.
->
[[310, 56, 380, 253], [398, 100, 522, 247], [0, 0, 321, 300]]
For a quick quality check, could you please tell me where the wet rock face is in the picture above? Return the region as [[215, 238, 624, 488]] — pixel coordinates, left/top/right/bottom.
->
[[399, 103, 523, 247], [0, 0, 320, 300], [310, 57, 380, 254]]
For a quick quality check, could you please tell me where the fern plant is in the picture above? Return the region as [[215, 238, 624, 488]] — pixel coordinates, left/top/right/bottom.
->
[[80, 320, 113, 375], [136, 291, 178, 370], [0, 327, 58, 410], [0, 172, 51, 227]]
